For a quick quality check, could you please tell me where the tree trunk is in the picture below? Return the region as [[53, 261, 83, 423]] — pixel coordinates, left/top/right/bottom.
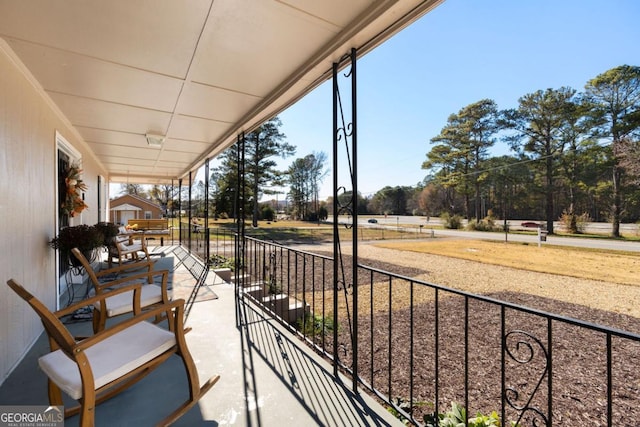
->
[[474, 182, 481, 221], [545, 155, 554, 234], [611, 164, 622, 237], [252, 181, 259, 227], [464, 186, 470, 219], [567, 186, 577, 234]]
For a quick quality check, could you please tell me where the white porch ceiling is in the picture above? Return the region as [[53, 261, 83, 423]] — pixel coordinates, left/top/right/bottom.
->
[[0, 0, 443, 184]]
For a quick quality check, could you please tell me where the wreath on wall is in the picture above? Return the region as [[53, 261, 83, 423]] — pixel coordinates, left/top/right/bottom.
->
[[61, 163, 88, 217]]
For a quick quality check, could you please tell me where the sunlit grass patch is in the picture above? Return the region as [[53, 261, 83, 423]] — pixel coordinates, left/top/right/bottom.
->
[[374, 239, 640, 286]]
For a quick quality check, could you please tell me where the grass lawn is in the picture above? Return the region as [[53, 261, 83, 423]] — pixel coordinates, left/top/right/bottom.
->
[[174, 217, 639, 286], [374, 239, 640, 286]]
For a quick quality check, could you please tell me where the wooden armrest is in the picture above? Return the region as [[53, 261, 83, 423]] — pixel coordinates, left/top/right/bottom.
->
[[94, 269, 168, 293], [95, 260, 152, 278], [74, 299, 185, 353], [54, 282, 146, 319], [115, 231, 145, 244]]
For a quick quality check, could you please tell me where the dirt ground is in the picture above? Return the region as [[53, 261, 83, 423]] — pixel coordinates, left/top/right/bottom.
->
[[292, 241, 640, 426]]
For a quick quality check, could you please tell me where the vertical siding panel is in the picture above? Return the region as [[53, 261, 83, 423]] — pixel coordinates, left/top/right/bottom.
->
[[0, 40, 107, 384]]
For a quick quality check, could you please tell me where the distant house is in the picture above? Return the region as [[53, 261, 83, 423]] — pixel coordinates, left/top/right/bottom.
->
[[110, 194, 163, 225]]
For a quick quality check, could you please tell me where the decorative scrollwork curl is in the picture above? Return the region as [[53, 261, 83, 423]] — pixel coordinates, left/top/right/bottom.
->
[[504, 330, 549, 426], [335, 186, 354, 229], [338, 52, 353, 78], [516, 407, 549, 427], [336, 186, 352, 209], [505, 330, 548, 364], [336, 123, 353, 142]]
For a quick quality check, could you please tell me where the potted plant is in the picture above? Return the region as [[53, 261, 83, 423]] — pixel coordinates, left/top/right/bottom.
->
[[94, 221, 120, 248], [49, 224, 104, 267]]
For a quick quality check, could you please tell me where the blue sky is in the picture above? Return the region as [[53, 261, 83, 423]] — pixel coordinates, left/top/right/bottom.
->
[[275, 0, 640, 200]]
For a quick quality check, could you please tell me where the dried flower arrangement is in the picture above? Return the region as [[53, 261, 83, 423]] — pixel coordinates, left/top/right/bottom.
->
[[62, 163, 88, 217]]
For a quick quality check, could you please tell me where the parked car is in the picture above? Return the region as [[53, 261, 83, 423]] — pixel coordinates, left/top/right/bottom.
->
[[367, 218, 378, 224], [521, 221, 540, 228]]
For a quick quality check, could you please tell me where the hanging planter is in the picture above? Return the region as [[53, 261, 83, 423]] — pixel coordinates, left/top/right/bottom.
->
[[61, 163, 88, 218], [49, 224, 104, 267]]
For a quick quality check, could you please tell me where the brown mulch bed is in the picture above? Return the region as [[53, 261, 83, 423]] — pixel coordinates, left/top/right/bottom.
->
[[286, 247, 640, 426]]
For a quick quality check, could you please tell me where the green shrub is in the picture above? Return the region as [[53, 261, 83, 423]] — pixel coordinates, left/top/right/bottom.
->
[[298, 312, 336, 337], [559, 210, 591, 234], [266, 280, 282, 295], [387, 397, 430, 425], [318, 206, 329, 221], [433, 402, 503, 427], [466, 218, 496, 232], [208, 254, 234, 270], [441, 212, 463, 229], [261, 204, 275, 221]]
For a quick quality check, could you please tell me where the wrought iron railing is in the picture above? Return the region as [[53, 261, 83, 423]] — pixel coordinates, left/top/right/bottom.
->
[[238, 235, 640, 427], [178, 222, 235, 264]]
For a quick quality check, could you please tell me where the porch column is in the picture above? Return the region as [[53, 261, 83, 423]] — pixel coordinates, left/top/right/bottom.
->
[[235, 133, 246, 294], [188, 171, 193, 253], [204, 158, 210, 262], [178, 178, 183, 244], [332, 48, 358, 391]]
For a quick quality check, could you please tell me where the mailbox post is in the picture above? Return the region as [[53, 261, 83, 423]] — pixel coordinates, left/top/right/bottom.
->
[[538, 227, 548, 247]]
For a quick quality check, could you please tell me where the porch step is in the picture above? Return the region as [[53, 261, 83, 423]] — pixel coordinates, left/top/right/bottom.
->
[[230, 273, 252, 285], [263, 293, 289, 317], [288, 299, 310, 325], [262, 294, 309, 325], [213, 268, 232, 283], [242, 284, 266, 300]]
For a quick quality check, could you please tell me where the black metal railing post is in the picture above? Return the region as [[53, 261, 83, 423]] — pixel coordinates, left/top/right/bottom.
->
[[332, 47, 359, 391], [188, 170, 193, 253], [332, 60, 340, 378], [237, 235, 640, 426], [178, 178, 183, 245], [204, 157, 210, 263], [350, 47, 359, 393], [237, 133, 246, 291]]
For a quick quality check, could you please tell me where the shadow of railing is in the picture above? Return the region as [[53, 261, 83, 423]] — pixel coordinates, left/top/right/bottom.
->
[[236, 298, 396, 426], [239, 235, 640, 426]]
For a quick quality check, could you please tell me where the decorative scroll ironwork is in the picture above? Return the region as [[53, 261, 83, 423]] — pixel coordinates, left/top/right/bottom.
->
[[238, 235, 638, 426], [335, 186, 354, 229], [332, 48, 358, 390], [504, 329, 550, 426]]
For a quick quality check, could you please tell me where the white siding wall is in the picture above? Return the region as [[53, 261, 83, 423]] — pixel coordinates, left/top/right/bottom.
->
[[0, 40, 107, 384]]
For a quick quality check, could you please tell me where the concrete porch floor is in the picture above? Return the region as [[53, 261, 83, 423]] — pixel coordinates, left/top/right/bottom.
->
[[1, 246, 402, 426]]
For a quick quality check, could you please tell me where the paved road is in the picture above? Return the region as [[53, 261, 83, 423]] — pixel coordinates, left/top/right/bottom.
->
[[327, 215, 640, 253], [427, 228, 640, 252]]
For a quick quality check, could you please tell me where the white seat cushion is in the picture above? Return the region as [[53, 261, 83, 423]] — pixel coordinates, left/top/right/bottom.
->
[[38, 322, 175, 400], [95, 284, 163, 317], [118, 241, 142, 251]]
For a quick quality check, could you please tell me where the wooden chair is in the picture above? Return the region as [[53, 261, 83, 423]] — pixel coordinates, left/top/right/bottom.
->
[[107, 229, 149, 268], [7, 278, 219, 427], [71, 247, 170, 333]]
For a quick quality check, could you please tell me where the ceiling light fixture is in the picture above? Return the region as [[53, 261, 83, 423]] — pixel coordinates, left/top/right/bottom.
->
[[145, 133, 165, 148]]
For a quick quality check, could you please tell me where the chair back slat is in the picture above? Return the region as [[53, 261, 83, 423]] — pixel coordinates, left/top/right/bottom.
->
[[71, 248, 101, 291], [6, 279, 76, 354]]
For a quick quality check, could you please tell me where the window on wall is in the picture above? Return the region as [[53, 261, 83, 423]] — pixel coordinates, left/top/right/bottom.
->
[[144, 211, 152, 219]]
